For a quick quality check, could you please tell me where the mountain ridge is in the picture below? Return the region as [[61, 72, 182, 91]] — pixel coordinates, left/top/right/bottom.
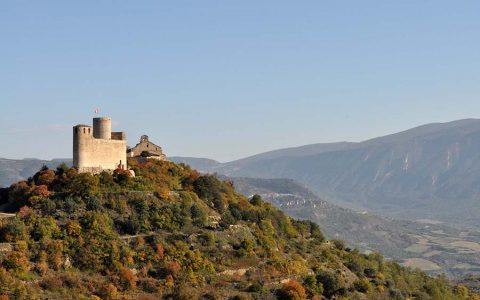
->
[[171, 118, 480, 226]]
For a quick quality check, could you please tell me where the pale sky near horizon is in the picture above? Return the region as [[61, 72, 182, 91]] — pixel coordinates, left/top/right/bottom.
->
[[1, 1, 480, 162]]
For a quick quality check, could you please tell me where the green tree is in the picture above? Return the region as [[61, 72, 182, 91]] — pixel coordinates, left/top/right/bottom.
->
[[316, 270, 339, 298], [250, 194, 263, 206]]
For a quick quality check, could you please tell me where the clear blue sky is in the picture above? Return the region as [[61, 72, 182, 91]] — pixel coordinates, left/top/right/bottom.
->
[[1, 1, 479, 162]]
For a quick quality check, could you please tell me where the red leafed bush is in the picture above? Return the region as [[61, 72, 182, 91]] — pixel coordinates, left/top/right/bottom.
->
[[31, 185, 50, 198], [165, 261, 181, 277], [18, 206, 32, 219]]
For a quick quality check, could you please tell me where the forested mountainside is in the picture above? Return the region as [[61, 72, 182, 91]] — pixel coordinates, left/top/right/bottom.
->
[[231, 177, 480, 278], [172, 119, 480, 226], [0, 160, 475, 299]]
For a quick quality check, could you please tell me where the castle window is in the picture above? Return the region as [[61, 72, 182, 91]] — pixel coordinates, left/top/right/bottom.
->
[[83, 128, 86, 134], [88, 128, 90, 134]]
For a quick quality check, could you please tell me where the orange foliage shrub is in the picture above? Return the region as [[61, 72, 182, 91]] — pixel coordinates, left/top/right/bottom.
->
[[37, 170, 55, 186], [103, 283, 119, 300], [278, 280, 307, 300], [118, 267, 137, 290], [2, 251, 30, 272], [165, 261, 181, 278], [156, 243, 164, 259]]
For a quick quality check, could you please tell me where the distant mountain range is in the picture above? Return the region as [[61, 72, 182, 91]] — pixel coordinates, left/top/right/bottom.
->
[[0, 158, 71, 187], [171, 119, 480, 227]]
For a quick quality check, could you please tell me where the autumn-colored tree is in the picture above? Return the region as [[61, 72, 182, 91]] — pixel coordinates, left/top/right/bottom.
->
[[17, 206, 32, 219], [118, 267, 137, 290], [165, 261, 182, 278], [37, 250, 49, 275], [36, 169, 56, 186], [102, 283, 119, 300], [156, 243, 165, 259], [277, 280, 307, 300], [47, 239, 64, 270], [31, 185, 50, 198], [2, 251, 29, 273]]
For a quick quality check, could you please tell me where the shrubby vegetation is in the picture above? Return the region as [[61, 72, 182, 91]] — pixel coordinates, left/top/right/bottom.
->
[[0, 159, 476, 299]]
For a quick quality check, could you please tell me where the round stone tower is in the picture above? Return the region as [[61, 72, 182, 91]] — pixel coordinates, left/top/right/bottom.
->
[[73, 124, 93, 169], [93, 117, 111, 140]]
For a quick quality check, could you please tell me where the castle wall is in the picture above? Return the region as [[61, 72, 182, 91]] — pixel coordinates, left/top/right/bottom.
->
[[111, 131, 126, 140], [73, 119, 127, 173], [77, 138, 127, 171]]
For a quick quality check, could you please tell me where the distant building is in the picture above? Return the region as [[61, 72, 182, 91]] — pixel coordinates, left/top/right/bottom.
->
[[128, 135, 166, 160], [73, 117, 127, 173]]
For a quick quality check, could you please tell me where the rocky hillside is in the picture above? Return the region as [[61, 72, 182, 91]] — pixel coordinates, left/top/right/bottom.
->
[[172, 119, 480, 226], [0, 159, 474, 299]]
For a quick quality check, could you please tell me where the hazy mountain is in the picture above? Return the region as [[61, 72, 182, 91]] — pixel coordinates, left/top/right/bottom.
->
[[230, 177, 480, 277], [168, 156, 221, 173], [173, 119, 480, 226], [0, 158, 71, 187]]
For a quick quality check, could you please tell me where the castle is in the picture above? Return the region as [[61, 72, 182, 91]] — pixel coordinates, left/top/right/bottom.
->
[[73, 117, 127, 173], [73, 117, 166, 173]]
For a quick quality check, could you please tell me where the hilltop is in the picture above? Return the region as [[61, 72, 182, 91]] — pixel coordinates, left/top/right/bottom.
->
[[0, 159, 475, 299]]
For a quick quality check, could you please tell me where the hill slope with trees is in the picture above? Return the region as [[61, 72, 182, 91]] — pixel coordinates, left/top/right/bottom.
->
[[0, 159, 476, 299]]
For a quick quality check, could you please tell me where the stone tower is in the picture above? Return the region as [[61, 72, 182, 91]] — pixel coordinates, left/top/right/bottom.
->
[[73, 117, 127, 173]]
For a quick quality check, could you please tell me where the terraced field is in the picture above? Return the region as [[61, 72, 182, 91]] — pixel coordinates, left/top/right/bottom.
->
[[401, 230, 480, 275]]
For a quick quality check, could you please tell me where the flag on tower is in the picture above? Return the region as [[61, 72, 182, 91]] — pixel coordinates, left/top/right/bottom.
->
[[94, 108, 99, 114]]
